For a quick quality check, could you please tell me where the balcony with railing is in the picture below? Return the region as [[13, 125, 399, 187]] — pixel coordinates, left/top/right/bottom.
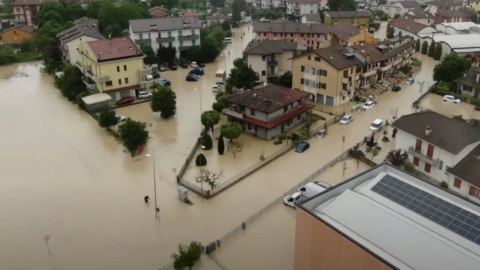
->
[[379, 63, 392, 72], [134, 38, 152, 45], [157, 36, 175, 42], [178, 34, 200, 41], [75, 60, 83, 70], [138, 66, 152, 77], [342, 76, 352, 84], [140, 80, 154, 88], [407, 146, 440, 167], [82, 76, 97, 91], [360, 68, 377, 78], [223, 109, 244, 119], [267, 59, 277, 66], [393, 57, 402, 66], [84, 66, 110, 84]]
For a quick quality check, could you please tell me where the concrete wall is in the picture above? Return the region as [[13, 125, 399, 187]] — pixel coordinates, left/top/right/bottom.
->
[[66, 36, 99, 66], [278, 51, 294, 73], [294, 208, 395, 270], [246, 55, 268, 82]]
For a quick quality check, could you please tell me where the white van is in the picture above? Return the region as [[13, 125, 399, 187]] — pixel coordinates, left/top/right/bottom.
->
[[224, 37, 232, 44], [284, 182, 330, 208], [215, 69, 226, 84]]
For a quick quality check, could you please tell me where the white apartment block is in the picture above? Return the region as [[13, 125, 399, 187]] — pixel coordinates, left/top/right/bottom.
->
[[252, 0, 318, 18], [57, 26, 105, 66], [129, 17, 202, 59]]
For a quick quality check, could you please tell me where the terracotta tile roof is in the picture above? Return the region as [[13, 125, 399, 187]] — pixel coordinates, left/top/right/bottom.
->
[[447, 144, 480, 187], [225, 85, 311, 113], [392, 18, 430, 34], [391, 110, 480, 154], [243, 40, 299, 55], [149, 6, 167, 18], [11, 0, 42, 6], [436, 10, 468, 17], [330, 22, 360, 41], [87, 37, 143, 62]]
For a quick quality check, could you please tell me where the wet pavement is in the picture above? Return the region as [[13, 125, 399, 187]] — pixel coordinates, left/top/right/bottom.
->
[[0, 26, 474, 270]]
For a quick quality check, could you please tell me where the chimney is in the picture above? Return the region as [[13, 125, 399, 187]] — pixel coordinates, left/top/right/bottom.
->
[[425, 126, 433, 136], [367, 54, 370, 62]]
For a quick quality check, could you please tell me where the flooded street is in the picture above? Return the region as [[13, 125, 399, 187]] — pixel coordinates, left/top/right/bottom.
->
[[0, 25, 472, 270]]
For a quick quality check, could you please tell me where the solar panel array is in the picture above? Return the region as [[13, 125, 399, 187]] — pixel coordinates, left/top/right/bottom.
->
[[371, 174, 480, 245]]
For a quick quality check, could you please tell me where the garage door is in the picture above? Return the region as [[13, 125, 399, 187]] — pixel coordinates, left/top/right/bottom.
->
[[326, 96, 334, 106], [120, 90, 132, 98], [316, 94, 324, 104], [108, 93, 117, 102]]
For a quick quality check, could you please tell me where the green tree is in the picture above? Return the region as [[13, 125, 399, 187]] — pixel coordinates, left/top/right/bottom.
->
[[195, 153, 207, 166], [86, 1, 102, 18], [37, 0, 68, 27], [467, 7, 478, 23], [103, 24, 124, 38], [0, 44, 18, 65], [421, 40, 428, 55], [433, 53, 465, 83], [210, 26, 225, 47], [150, 84, 177, 118], [218, 134, 225, 155], [202, 133, 213, 150], [211, 0, 225, 7], [54, 65, 87, 101], [201, 110, 220, 132], [98, 0, 119, 34], [394, 13, 400, 18], [140, 45, 156, 65], [34, 21, 73, 73], [387, 149, 409, 167], [68, 4, 88, 20], [327, 0, 355, 11], [415, 39, 420, 52], [227, 141, 243, 159], [220, 122, 242, 142], [428, 40, 435, 57], [201, 35, 221, 62], [231, 0, 242, 23], [212, 91, 228, 112], [227, 58, 259, 90], [98, 107, 119, 128], [117, 2, 149, 30], [118, 119, 149, 157], [193, 169, 223, 190], [186, 46, 203, 62], [434, 42, 442, 60], [386, 22, 394, 39]]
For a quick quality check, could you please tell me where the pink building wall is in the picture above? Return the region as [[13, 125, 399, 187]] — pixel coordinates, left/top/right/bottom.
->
[[255, 32, 331, 50]]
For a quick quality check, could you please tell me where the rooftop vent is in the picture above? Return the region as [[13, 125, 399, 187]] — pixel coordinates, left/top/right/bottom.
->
[[118, 49, 122, 52], [425, 126, 433, 136], [129, 47, 133, 50], [343, 53, 355, 59]]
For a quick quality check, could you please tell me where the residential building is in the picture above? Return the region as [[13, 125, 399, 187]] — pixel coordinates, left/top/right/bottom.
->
[[472, 0, 480, 13], [392, 110, 480, 184], [436, 22, 480, 34], [0, 24, 35, 44], [74, 17, 99, 30], [403, 9, 434, 25], [57, 26, 105, 65], [392, 18, 437, 38], [295, 163, 480, 270], [291, 36, 415, 106], [424, 0, 463, 16], [179, 11, 197, 17], [129, 17, 202, 59], [379, 1, 421, 18], [222, 85, 314, 140], [434, 9, 469, 24], [148, 6, 167, 18], [319, 0, 328, 9], [454, 67, 480, 98], [329, 22, 377, 46], [202, 15, 230, 27], [447, 144, 480, 204], [11, 0, 42, 26], [243, 40, 305, 82], [323, 11, 372, 26], [253, 22, 331, 50], [75, 36, 153, 100], [284, 0, 319, 19], [301, 13, 320, 24]]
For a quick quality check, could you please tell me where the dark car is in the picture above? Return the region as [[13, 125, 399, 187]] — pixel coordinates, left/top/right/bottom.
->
[[198, 63, 205, 67], [186, 74, 200, 81], [169, 63, 177, 70], [117, 96, 135, 105], [392, 86, 401, 92], [151, 71, 160, 79], [295, 142, 310, 153], [179, 60, 188, 68], [189, 67, 204, 76]]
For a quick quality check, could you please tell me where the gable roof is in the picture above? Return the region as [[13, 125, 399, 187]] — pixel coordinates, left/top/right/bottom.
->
[[399, 1, 421, 8], [302, 13, 321, 22], [2, 24, 35, 34], [425, 0, 462, 6], [447, 144, 480, 187], [405, 8, 434, 18], [392, 18, 430, 34], [58, 27, 105, 44], [454, 68, 480, 88], [243, 40, 298, 55], [225, 85, 310, 113], [253, 22, 330, 34], [325, 11, 372, 18], [436, 10, 468, 18], [311, 45, 363, 70], [129, 17, 202, 33], [391, 110, 480, 154], [74, 17, 98, 28], [86, 37, 143, 62], [329, 22, 360, 41]]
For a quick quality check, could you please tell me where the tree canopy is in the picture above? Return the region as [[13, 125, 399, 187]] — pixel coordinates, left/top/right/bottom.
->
[[327, 0, 356, 11], [97, 107, 119, 128], [221, 122, 242, 141], [54, 65, 87, 101], [201, 110, 221, 132], [118, 119, 149, 157], [141, 45, 156, 65], [226, 58, 259, 91], [433, 53, 465, 83], [150, 84, 177, 118]]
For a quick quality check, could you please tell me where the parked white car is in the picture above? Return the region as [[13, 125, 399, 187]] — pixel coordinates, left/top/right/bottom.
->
[[363, 101, 375, 110], [283, 192, 304, 208], [116, 115, 126, 122], [370, 119, 384, 131], [314, 129, 328, 139], [138, 91, 152, 99], [339, 115, 353, 125], [406, 78, 414, 85], [212, 84, 222, 92], [190, 61, 198, 68], [443, 95, 461, 104]]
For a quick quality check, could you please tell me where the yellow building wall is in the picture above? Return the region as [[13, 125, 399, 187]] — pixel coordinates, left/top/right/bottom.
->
[[326, 16, 371, 25], [0, 29, 34, 44], [79, 41, 145, 98], [471, 2, 480, 12]]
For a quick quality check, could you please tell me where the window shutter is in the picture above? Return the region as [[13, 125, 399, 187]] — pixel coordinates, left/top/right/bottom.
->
[[301, 66, 305, 72], [300, 78, 304, 84], [469, 186, 476, 196], [325, 70, 328, 76]]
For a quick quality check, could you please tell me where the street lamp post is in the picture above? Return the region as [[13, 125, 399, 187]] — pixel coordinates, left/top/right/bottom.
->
[[194, 88, 202, 134], [145, 154, 159, 219]]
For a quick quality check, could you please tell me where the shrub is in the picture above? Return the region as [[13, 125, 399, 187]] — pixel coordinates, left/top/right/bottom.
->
[[470, 98, 480, 106], [218, 134, 225, 155], [202, 133, 213, 150], [440, 181, 449, 189], [403, 160, 415, 173], [278, 134, 287, 140], [76, 92, 88, 109], [195, 153, 207, 166]]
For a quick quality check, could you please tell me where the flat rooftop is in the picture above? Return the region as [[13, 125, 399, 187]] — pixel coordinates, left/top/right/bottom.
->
[[438, 22, 479, 31], [420, 34, 480, 49], [300, 163, 480, 270]]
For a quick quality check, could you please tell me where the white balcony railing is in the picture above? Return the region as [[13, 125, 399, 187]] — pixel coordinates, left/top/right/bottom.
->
[[379, 64, 392, 72], [361, 69, 377, 78], [138, 66, 152, 77], [342, 77, 352, 84], [223, 109, 244, 119], [407, 146, 440, 167]]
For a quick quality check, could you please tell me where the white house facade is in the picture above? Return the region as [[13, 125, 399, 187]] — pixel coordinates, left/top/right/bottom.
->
[[129, 17, 202, 59], [57, 26, 105, 65]]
